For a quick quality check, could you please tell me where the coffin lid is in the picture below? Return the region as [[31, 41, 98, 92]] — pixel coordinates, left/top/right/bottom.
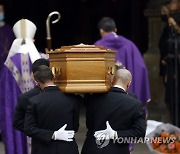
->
[[49, 43, 116, 53]]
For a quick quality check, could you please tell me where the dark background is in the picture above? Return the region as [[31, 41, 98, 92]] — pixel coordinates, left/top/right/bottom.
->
[[3, 0, 148, 54]]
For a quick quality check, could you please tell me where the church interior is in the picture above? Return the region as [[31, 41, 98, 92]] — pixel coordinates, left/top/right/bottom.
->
[[0, 0, 177, 153]]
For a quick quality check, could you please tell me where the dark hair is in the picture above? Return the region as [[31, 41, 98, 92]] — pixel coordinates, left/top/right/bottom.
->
[[169, 0, 180, 3], [98, 17, 117, 32], [32, 58, 50, 74], [171, 11, 180, 24], [162, 0, 171, 5], [0, 0, 5, 5], [34, 65, 53, 84], [0, 2, 5, 10]]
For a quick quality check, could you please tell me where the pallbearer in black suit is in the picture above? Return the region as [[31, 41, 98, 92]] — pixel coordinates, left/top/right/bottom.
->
[[81, 69, 146, 154], [24, 65, 80, 154], [13, 58, 50, 132]]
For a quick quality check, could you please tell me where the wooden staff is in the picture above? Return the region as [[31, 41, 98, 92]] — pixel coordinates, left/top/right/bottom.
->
[[46, 11, 61, 51]]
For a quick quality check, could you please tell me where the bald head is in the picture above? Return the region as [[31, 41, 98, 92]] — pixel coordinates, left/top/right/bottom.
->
[[113, 69, 132, 91]]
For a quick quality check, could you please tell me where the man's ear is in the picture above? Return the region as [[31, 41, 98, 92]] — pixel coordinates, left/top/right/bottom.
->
[[127, 81, 131, 89], [100, 29, 105, 37], [114, 28, 117, 33], [35, 80, 40, 87], [100, 29, 104, 34]]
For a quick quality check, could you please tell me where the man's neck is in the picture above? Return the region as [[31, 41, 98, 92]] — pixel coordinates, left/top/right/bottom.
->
[[102, 32, 111, 38], [113, 84, 126, 92], [41, 81, 56, 90], [102, 32, 117, 38]]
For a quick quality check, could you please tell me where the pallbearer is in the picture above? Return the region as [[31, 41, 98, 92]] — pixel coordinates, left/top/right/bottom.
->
[[24, 65, 80, 154], [82, 69, 146, 154]]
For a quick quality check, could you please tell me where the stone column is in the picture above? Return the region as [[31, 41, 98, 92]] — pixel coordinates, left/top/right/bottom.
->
[[144, 0, 170, 121]]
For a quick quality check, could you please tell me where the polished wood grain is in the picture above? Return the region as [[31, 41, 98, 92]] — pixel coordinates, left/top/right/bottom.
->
[[48, 45, 116, 93]]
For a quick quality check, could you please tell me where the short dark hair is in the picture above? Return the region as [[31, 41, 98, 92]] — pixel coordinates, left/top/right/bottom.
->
[[32, 58, 50, 74], [0, 1, 5, 5], [34, 65, 53, 84], [98, 17, 117, 32], [171, 11, 180, 24]]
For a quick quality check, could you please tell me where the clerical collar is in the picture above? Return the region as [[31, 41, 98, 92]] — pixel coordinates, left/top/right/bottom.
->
[[113, 85, 126, 91]]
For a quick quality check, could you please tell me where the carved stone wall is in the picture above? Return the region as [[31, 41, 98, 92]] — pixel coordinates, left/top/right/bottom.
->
[[144, 0, 166, 53]]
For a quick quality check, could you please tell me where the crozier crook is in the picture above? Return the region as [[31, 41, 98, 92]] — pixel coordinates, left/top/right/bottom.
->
[[46, 11, 61, 50]]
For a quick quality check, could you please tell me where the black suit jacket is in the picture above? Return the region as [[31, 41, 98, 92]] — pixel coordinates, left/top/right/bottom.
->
[[13, 86, 41, 132], [24, 86, 80, 154], [82, 87, 146, 154]]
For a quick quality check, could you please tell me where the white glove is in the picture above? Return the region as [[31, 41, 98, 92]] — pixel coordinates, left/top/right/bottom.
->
[[94, 121, 117, 140], [54, 124, 75, 142]]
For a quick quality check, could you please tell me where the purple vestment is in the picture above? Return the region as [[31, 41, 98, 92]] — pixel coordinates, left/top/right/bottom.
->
[[0, 53, 35, 154], [95, 32, 151, 106], [0, 24, 15, 72]]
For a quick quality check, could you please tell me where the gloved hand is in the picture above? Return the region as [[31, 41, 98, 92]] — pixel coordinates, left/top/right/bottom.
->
[[54, 124, 75, 142], [94, 121, 117, 140]]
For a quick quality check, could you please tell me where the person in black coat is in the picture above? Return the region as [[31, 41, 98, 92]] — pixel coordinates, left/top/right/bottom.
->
[[24, 65, 80, 154], [81, 69, 146, 154], [13, 58, 50, 132], [159, 0, 180, 127]]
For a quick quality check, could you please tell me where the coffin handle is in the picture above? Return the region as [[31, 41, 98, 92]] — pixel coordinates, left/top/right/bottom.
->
[[52, 67, 61, 76], [108, 66, 115, 75]]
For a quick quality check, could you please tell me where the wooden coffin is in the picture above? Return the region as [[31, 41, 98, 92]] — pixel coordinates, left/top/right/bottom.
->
[[47, 44, 116, 93]]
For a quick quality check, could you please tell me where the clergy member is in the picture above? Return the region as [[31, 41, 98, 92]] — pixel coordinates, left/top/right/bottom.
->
[[0, 19, 41, 154], [95, 17, 151, 114]]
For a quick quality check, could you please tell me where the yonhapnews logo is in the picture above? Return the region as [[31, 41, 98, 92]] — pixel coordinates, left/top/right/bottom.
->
[[95, 135, 176, 148], [95, 133, 110, 148]]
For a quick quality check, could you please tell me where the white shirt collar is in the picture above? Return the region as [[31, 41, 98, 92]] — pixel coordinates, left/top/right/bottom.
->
[[113, 85, 126, 91], [47, 85, 56, 87]]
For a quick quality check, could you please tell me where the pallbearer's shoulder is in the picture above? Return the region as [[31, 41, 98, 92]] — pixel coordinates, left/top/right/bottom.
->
[[126, 95, 143, 107], [20, 86, 40, 98]]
